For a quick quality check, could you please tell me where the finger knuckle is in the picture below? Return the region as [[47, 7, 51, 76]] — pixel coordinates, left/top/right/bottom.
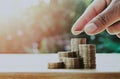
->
[[94, 14, 109, 27], [106, 28, 112, 34], [112, 0, 120, 16]]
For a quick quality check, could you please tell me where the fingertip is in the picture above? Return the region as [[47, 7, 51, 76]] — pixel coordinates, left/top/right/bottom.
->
[[71, 26, 82, 35], [106, 21, 120, 35], [117, 34, 120, 38], [106, 28, 117, 35], [72, 20, 84, 31]]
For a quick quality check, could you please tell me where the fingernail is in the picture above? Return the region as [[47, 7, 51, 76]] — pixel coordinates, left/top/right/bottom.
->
[[85, 23, 97, 34], [71, 26, 82, 35]]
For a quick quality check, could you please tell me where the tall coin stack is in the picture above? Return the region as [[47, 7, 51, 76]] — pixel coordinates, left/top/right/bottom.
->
[[79, 44, 96, 69], [71, 38, 86, 57]]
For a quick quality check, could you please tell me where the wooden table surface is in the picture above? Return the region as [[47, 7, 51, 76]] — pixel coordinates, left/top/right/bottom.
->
[[0, 54, 119, 79]]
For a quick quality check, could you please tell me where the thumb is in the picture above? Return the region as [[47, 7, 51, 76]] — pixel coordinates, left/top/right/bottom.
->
[[84, 0, 120, 35]]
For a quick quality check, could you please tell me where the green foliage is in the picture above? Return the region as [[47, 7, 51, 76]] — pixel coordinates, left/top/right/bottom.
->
[[94, 32, 120, 53]]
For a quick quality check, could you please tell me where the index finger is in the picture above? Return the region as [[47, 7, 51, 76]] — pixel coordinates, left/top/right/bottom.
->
[[71, 0, 110, 35]]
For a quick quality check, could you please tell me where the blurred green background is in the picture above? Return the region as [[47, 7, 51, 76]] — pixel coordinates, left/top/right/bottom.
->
[[0, 0, 120, 53], [39, 0, 120, 53]]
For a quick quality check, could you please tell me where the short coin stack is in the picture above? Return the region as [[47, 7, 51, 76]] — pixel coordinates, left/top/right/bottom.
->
[[64, 58, 81, 69], [48, 38, 96, 69], [58, 51, 83, 69], [48, 62, 65, 69], [58, 51, 77, 61]]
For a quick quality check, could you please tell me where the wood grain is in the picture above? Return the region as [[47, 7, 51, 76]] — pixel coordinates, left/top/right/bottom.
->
[[0, 72, 120, 79]]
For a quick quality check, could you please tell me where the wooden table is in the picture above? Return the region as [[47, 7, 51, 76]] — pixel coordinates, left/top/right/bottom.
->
[[0, 54, 120, 79]]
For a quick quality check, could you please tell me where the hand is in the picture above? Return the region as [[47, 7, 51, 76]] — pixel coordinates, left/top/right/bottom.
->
[[71, 0, 120, 38]]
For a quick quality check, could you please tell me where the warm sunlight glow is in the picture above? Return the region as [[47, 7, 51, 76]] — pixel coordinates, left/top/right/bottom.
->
[[0, 0, 39, 21]]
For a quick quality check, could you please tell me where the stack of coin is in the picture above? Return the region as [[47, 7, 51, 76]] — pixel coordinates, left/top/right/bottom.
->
[[48, 62, 65, 69], [79, 44, 96, 69], [48, 38, 97, 69], [58, 51, 84, 69], [58, 51, 77, 61], [71, 38, 86, 57], [79, 57, 84, 69], [63, 58, 82, 69]]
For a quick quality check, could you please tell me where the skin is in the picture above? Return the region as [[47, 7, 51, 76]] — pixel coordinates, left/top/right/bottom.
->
[[71, 0, 120, 38]]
